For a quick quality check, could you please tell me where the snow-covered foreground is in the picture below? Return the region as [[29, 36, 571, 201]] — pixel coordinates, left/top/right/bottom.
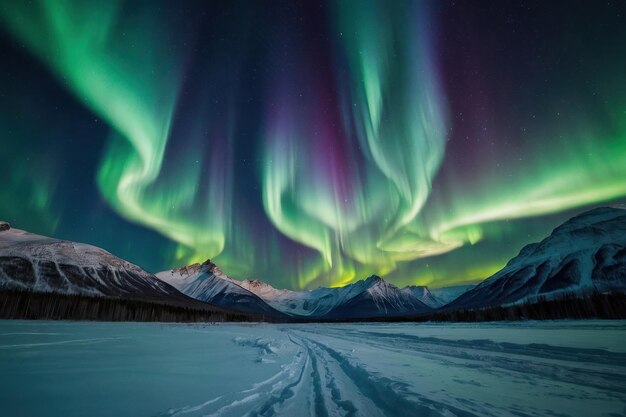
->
[[1, 321, 625, 417]]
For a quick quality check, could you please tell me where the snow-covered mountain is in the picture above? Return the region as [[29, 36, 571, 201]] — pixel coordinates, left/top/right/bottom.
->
[[241, 275, 434, 318], [322, 276, 433, 319], [156, 261, 284, 317], [450, 206, 626, 309], [238, 279, 323, 316], [0, 224, 190, 303], [401, 285, 443, 308], [429, 284, 476, 306], [161, 261, 433, 319]]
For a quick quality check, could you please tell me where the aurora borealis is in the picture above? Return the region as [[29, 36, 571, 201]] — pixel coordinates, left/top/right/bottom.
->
[[0, 0, 625, 290]]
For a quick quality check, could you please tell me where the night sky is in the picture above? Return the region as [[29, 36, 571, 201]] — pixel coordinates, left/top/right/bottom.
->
[[0, 0, 625, 290]]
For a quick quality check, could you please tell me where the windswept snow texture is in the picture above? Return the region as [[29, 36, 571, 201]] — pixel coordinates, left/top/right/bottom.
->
[[451, 206, 626, 309], [0, 227, 185, 302], [1, 320, 625, 417]]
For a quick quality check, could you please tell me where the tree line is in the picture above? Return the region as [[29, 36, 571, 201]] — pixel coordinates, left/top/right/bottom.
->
[[2, 288, 625, 323], [315, 291, 626, 323], [426, 291, 626, 322], [0, 289, 257, 322]]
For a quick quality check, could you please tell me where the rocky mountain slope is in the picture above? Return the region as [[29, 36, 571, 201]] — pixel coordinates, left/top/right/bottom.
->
[[321, 276, 433, 319], [161, 261, 434, 319], [241, 277, 438, 317], [449, 206, 626, 309], [0, 224, 188, 303], [156, 261, 284, 317]]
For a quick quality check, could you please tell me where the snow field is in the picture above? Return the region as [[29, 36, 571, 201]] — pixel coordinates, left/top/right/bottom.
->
[[1, 320, 625, 417]]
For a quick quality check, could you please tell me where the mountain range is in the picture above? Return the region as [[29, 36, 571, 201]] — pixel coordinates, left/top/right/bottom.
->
[[0, 223, 257, 321], [158, 264, 436, 319], [1, 205, 625, 321]]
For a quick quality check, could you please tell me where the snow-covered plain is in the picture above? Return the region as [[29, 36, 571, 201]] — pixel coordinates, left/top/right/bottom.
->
[[1, 320, 625, 417]]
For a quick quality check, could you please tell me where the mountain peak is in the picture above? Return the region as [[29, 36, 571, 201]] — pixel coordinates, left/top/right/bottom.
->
[[169, 258, 219, 278], [201, 258, 217, 270], [365, 275, 384, 284], [241, 278, 273, 289], [552, 205, 626, 236], [402, 284, 429, 293]]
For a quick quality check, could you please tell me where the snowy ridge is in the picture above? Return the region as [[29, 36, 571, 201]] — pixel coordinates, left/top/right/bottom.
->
[[0, 225, 189, 302], [401, 285, 443, 308], [243, 276, 438, 317], [429, 284, 476, 306], [156, 260, 284, 316], [238, 279, 326, 316], [322, 276, 433, 318], [160, 261, 435, 319], [451, 206, 626, 309]]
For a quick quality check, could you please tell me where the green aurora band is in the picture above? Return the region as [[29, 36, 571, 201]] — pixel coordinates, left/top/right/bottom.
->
[[0, 0, 232, 258], [262, 1, 448, 287], [1, 0, 625, 289]]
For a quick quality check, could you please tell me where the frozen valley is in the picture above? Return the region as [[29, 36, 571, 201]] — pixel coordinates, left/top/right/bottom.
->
[[1, 320, 625, 417]]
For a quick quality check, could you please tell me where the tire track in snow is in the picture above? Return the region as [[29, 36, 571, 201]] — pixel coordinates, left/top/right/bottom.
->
[[298, 327, 626, 396], [356, 330, 626, 366], [161, 327, 600, 417], [295, 334, 360, 417], [159, 329, 465, 417], [293, 331, 478, 417], [158, 333, 317, 417], [246, 338, 310, 417], [248, 333, 371, 417], [156, 343, 307, 417]]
